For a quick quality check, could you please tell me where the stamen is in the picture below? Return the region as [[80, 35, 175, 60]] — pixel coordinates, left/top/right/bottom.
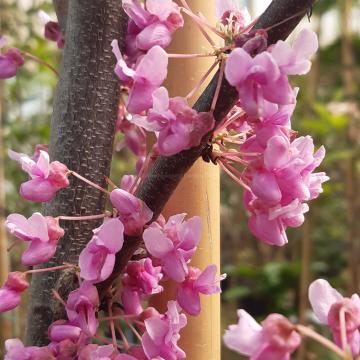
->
[[211, 59, 226, 112], [167, 53, 214, 59], [57, 212, 110, 221], [116, 325, 130, 351], [186, 60, 219, 99], [295, 324, 346, 358], [107, 301, 118, 347], [21, 51, 59, 76], [26, 264, 76, 275], [69, 171, 110, 195]]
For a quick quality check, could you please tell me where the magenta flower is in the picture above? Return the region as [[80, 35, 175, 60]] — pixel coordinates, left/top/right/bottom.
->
[[66, 282, 99, 336], [309, 279, 360, 356], [38, 10, 64, 48], [224, 310, 301, 359], [48, 320, 82, 343], [244, 135, 328, 246], [0, 272, 29, 313], [79, 218, 124, 283], [78, 344, 116, 360], [225, 47, 294, 116], [122, 0, 183, 51], [4, 339, 54, 360], [112, 41, 168, 114], [131, 87, 215, 156], [143, 214, 201, 282], [110, 189, 153, 236], [6, 212, 64, 265], [121, 258, 163, 315], [177, 265, 224, 316], [142, 301, 187, 360], [9, 149, 69, 202], [0, 37, 24, 79], [269, 28, 318, 76]]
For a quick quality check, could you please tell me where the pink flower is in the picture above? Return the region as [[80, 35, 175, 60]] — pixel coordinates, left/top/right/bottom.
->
[[269, 29, 318, 76], [143, 214, 201, 282], [309, 279, 360, 356], [244, 135, 328, 246], [79, 218, 124, 283], [110, 189, 153, 236], [112, 41, 168, 114], [78, 344, 116, 360], [123, 0, 183, 51], [48, 320, 82, 343], [0, 272, 29, 313], [224, 310, 301, 359], [38, 10, 64, 48], [66, 282, 99, 336], [9, 149, 69, 202], [4, 339, 54, 360], [225, 47, 294, 117], [121, 258, 163, 315], [177, 265, 224, 316], [142, 301, 187, 360], [131, 87, 215, 156], [6, 212, 64, 265], [0, 37, 24, 79]]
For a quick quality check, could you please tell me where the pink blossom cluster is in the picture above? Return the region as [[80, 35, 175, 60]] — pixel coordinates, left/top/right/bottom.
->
[[224, 279, 360, 359], [214, 28, 329, 246]]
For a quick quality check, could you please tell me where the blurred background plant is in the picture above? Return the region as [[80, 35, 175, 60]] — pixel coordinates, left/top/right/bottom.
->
[[0, 0, 359, 359]]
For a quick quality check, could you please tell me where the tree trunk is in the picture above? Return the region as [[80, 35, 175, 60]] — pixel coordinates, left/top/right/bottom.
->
[[26, 0, 127, 345]]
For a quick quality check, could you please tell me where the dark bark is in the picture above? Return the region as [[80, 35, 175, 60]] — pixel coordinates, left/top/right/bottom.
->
[[53, 0, 69, 33], [98, 0, 316, 296], [26, 0, 127, 346]]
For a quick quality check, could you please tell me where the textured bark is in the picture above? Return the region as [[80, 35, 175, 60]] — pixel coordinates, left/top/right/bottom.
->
[[98, 0, 316, 295], [26, 0, 127, 346], [53, 0, 69, 33]]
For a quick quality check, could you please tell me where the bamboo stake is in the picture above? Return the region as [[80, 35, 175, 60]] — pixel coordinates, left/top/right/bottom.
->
[[149, 2, 221, 359]]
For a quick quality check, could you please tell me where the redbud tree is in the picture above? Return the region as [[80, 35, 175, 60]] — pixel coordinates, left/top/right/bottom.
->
[[1, 0, 359, 359]]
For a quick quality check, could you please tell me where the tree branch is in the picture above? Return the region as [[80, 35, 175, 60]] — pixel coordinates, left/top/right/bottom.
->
[[98, 0, 316, 296], [26, 0, 128, 346]]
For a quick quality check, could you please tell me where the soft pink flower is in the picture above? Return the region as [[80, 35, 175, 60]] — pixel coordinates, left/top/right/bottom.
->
[[0, 37, 24, 79], [6, 212, 64, 265], [4, 339, 54, 360], [177, 265, 224, 316], [309, 279, 360, 355], [123, 0, 183, 51], [0, 272, 29, 313], [66, 282, 99, 336], [143, 214, 201, 282], [131, 87, 215, 156], [112, 41, 168, 114], [224, 310, 301, 359], [78, 344, 116, 360], [244, 135, 328, 246], [142, 301, 187, 360], [9, 149, 69, 202], [48, 320, 82, 343], [225, 47, 294, 116], [79, 218, 124, 283], [121, 258, 163, 315], [38, 10, 64, 48], [110, 189, 153, 236], [269, 29, 318, 76]]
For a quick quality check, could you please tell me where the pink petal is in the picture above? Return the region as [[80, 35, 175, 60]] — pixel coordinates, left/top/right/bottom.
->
[[163, 253, 188, 283], [178, 216, 202, 251], [225, 48, 252, 86], [36, 150, 50, 178], [21, 239, 57, 266], [262, 74, 295, 105], [143, 227, 174, 258], [135, 45, 168, 85], [0, 56, 18, 79], [0, 288, 21, 312], [146, 0, 173, 21], [94, 218, 124, 254], [251, 171, 282, 204], [308, 279, 343, 324], [122, 0, 152, 28], [152, 86, 169, 113], [177, 285, 201, 316], [223, 309, 262, 356], [264, 136, 291, 171], [27, 212, 49, 242], [20, 178, 57, 202], [293, 29, 318, 60]]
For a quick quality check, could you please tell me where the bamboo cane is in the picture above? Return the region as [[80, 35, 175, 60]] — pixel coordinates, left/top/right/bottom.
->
[[149, 1, 221, 359]]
